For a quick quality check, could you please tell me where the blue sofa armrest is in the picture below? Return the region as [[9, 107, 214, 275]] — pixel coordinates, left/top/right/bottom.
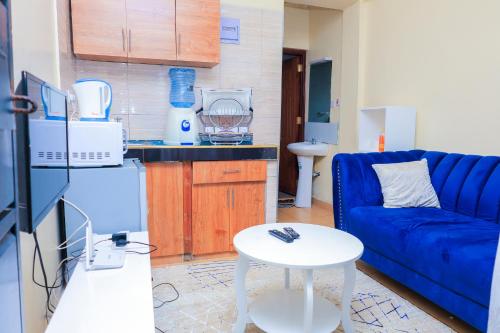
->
[[332, 150, 426, 232]]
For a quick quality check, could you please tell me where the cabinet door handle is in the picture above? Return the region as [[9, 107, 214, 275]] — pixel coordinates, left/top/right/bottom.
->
[[226, 188, 230, 208], [232, 189, 235, 209], [128, 29, 132, 53], [122, 28, 126, 52], [177, 33, 181, 55], [223, 169, 241, 174]]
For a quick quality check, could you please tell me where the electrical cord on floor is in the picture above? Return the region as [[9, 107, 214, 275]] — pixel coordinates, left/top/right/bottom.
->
[[152, 282, 180, 309], [153, 281, 179, 333]]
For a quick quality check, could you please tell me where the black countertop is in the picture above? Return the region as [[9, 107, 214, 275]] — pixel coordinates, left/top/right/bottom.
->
[[125, 143, 278, 162]]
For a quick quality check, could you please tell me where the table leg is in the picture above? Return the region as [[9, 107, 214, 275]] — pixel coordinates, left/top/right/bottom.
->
[[341, 262, 356, 333], [303, 269, 313, 333], [234, 256, 250, 333], [284, 268, 290, 289]]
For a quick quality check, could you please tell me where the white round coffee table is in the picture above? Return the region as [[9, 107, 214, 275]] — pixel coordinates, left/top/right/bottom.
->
[[233, 223, 363, 333]]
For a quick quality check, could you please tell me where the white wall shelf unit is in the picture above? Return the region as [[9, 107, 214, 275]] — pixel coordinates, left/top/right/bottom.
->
[[358, 106, 416, 152]]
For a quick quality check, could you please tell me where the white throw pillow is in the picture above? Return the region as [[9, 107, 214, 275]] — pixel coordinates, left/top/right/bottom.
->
[[372, 159, 440, 208]]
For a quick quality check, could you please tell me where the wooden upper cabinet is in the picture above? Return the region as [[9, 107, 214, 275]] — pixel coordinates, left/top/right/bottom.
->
[[71, 0, 220, 67], [176, 0, 220, 67], [71, 0, 128, 62], [126, 0, 176, 64]]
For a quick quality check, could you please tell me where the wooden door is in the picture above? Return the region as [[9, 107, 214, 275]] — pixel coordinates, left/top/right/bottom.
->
[[71, 0, 128, 62], [175, 0, 220, 67], [126, 0, 176, 64], [280, 52, 305, 195], [146, 163, 184, 258], [229, 182, 265, 250], [192, 183, 230, 255]]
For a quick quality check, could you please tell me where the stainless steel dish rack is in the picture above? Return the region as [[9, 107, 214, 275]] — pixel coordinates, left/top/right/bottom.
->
[[197, 88, 253, 145]]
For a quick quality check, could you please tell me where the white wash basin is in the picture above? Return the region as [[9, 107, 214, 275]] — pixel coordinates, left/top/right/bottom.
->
[[287, 141, 329, 208], [287, 141, 328, 157]]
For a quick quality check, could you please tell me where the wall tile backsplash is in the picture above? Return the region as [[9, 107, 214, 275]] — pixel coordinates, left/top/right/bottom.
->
[[57, 0, 284, 223], [58, 1, 283, 144]]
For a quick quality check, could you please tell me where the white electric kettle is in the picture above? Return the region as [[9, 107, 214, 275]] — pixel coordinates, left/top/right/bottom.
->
[[72, 79, 112, 121]]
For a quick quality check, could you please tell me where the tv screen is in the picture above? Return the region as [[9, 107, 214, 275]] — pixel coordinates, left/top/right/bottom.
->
[[16, 71, 70, 233]]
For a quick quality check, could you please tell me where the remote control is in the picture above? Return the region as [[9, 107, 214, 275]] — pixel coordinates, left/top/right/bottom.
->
[[268, 229, 294, 243], [283, 227, 300, 239]]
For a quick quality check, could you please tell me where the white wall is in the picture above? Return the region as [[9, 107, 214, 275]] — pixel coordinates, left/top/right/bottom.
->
[[283, 5, 344, 204], [287, 0, 500, 206], [286, 0, 357, 10], [308, 8, 343, 203], [10, 0, 62, 332], [338, 1, 361, 155], [359, 0, 500, 155], [284, 6, 309, 50]]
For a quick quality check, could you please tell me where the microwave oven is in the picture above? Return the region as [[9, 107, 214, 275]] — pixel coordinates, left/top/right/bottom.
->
[[29, 119, 126, 167]]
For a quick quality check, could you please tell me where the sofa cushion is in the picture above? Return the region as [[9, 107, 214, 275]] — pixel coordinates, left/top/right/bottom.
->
[[349, 206, 499, 307], [422, 152, 500, 222], [372, 159, 440, 208]]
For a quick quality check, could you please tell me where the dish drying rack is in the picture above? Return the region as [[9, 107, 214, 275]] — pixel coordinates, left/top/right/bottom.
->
[[197, 88, 253, 145]]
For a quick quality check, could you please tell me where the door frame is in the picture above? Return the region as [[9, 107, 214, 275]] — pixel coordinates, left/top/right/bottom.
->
[[282, 47, 306, 141], [279, 48, 306, 195]]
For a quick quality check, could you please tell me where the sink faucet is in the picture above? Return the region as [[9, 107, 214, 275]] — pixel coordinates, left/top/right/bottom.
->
[[311, 138, 317, 145]]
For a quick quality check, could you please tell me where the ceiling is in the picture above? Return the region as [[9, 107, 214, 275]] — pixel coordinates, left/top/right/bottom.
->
[[285, 0, 357, 10]]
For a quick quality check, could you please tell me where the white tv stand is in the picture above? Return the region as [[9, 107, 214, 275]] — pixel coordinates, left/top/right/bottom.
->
[[45, 232, 155, 333]]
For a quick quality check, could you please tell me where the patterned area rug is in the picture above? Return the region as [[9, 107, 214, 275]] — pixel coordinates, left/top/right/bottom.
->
[[152, 259, 455, 333]]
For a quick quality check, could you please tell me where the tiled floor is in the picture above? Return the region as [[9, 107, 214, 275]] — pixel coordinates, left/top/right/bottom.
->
[[277, 201, 479, 333]]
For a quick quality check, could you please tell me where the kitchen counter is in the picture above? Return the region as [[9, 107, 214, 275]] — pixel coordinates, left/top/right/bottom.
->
[[125, 141, 278, 162]]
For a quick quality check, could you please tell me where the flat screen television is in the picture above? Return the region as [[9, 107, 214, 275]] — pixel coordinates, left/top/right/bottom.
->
[[16, 71, 70, 233]]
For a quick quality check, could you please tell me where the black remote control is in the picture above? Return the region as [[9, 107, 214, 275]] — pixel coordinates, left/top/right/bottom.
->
[[283, 227, 300, 239], [268, 229, 294, 243]]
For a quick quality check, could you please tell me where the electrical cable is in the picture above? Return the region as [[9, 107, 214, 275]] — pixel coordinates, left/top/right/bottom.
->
[[47, 254, 83, 320], [125, 241, 158, 255], [32, 246, 62, 290], [46, 237, 112, 320], [33, 231, 55, 314], [57, 236, 87, 250], [153, 281, 179, 333], [152, 282, 180, 309], [57, 198, 90, 250]]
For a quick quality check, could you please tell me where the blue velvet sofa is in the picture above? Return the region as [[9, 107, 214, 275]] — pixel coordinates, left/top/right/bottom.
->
[[332, 150, 500, 332]]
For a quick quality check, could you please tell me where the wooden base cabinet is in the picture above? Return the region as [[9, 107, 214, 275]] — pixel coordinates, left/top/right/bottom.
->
[[192, 183, 231, 255], [145, 162, 184, 258], [192, 161, 266, 255], [229, 182, 265, 251], [146, 160, 267, 258]]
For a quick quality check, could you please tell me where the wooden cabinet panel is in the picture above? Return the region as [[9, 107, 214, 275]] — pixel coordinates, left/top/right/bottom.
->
[[146, 162, 184, 257], [192, 184, 230, 255], [229, 182, 265, 250], [126, 0, 176, 64], [176, 0, 220, 67], [193, 161, 267, 185], [71, 0, 220, 67], [71, 0, 128, 62]]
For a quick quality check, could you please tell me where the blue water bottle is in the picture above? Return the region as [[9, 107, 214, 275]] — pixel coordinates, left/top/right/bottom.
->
[[169, 68, 195, 108]]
